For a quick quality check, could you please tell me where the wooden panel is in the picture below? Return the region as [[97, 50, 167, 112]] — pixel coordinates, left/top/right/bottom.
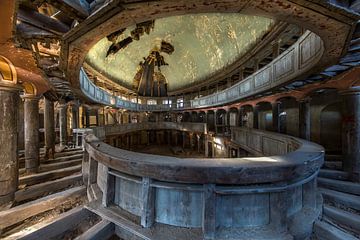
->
[[287, 186, 303, 217], [215, 193, 269, 227], [247, 132, 262, 153], [273, 48, 295, 80], [155, 188, 203, 227], [262, 137, 287, 156], [202, 184, 216, 240], [114, 177, 142, 216], [140, 177, 155, 228], [254, 66, 272, 88], [97, 162, 107, 192]]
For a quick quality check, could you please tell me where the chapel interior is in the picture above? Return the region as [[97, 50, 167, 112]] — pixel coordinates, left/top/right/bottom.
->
[[0, 0, 360, 239]]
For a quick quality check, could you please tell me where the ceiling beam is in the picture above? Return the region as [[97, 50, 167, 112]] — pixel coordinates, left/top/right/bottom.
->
[[46, 0, 89, 21]]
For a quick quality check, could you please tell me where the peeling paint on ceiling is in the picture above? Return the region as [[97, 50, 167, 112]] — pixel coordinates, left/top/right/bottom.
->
[[85, 13, 274, 91]]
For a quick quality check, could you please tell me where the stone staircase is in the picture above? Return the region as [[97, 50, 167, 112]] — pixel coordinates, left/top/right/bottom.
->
[[0, 147, 91, 239], [313, 154, 360, 239]]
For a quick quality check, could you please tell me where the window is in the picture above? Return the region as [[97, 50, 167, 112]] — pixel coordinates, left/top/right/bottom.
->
[[147, 99, 157, 105], [131, 98, 137, 103], [177, 98, 184, 108], [162, 99, 172, 105]]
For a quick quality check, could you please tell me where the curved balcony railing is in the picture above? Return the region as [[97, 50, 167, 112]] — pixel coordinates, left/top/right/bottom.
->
[[79, 31, 323, 111], [191, 31, 323, 108], [82, 122, 324, 239], [84, 122, 207, 140]]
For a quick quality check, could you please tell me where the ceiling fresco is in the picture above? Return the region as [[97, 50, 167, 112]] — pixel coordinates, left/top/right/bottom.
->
[[85, 13, 274, 92]]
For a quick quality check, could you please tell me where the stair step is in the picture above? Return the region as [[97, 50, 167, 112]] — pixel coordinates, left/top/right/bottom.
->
[[323, 205, 360, 234], [319, 169, 350, 180], [74, 219, 114, 240], [0, 186, 86, 232], [314, 220, 358, 240], [323, 161, 342, 170], [54, 149, 83, 158], [325, 154, 343, 161], [319, 188, 360, 212], [10, 207, 96, 240], [41, 153, 83, 164], [3, 207, 86, 240], [39, 158, 82, 172], [15, 174, 83, 203], [318, 177, 360, 196], [19, 165, 82, 186], [18, 158, 82, 175]]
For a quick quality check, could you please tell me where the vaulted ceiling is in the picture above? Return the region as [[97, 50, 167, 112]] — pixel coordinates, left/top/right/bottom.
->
[[85, 13, 274, 92]]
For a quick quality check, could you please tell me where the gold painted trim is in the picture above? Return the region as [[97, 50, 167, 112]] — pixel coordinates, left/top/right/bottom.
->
[[0, 55, 17, 84]]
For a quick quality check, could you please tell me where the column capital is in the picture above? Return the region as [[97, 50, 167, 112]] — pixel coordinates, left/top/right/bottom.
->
[[0, 84, 22, 92], [21, 94, 40, 101]]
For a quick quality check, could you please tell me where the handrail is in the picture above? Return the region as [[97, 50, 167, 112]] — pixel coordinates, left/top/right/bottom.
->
[[84, 123, 324, 185], [79, 31, 323, 111]]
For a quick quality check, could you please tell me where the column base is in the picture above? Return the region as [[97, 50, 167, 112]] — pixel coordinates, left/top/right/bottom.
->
[[45, 147, 55, 160], [25, 167, 39, 174], [0, 192, 15, 210]]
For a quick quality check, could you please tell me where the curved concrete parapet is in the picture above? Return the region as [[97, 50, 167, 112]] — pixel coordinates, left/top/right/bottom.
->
[[79, 31, 323, 112], [82, 123, 324, 240]]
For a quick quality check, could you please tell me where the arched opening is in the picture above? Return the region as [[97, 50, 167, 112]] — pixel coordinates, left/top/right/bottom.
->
[[182, 112, 191, 122], [307, 88, 342, 153], [228, 107, 238, 127], [198, 111, 206, 123], [216, 109, 227, 133], [241, 105, 254, 128], [191, 111, 198, 122], [277, 97, 299, 137], [320, 102, 342, 153], [207, 110, 215, 132], [256, 102, 272, 131]]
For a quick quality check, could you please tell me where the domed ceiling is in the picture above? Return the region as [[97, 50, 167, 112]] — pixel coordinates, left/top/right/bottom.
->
[[85, 13, 274, 92]]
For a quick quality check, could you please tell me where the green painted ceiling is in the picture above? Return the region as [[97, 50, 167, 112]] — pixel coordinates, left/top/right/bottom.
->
[[85, 13, 274, 92]]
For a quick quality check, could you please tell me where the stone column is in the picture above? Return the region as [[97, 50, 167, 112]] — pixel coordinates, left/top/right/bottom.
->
[[214, 110, 218, 134], [189, 133, 193, 150], [342, 87, 360, 182], [182, 132, 186, 148], [253, 105, 259, 129], [167, 130, 171, 145], [18, 99, 25, 150], [272, 40, 280, 58], [59, 100, 68, 147], [299, 98, 311, 140], [96, 109, 100, 126], [71, 103, 79, 130], [85, 107, 90, 128], [272, 101, 281, 132], [174, 131, 178, 146], [44, 98, 55, 160], [23, 95, 40, 173], [197, 134, 201, 153], [239, 107, 244, 127], [205, 135, 209, 157], [0, 85, 20, 208]]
